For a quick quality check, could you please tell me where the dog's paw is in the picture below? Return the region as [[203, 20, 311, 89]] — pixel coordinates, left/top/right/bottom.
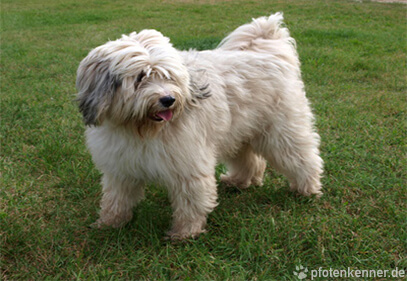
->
[[165, 229, 206, 241], [220, 174, 264, 189], [250, 176, 264, 187], [89, 220, 103, 229], [220, 174, 251, 189], [290, 182, 323, 198]]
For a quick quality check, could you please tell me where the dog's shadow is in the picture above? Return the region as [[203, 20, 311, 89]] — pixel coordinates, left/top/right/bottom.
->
[[57, 169, 320, 248], [209, 169, 321, 232]]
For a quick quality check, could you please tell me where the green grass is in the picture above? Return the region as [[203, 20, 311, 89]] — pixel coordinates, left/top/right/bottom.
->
[[1, 0, 406, 280]]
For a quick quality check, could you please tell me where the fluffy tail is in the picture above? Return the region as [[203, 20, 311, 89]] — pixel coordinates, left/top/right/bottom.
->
[[217, 13, 299, 66]]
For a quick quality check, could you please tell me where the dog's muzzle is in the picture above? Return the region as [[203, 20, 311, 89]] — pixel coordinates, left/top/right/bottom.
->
[[150, 95, 175, 122]]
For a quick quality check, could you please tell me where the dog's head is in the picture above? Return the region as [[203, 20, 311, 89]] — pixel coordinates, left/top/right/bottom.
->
[[76, 30, 191, 136]]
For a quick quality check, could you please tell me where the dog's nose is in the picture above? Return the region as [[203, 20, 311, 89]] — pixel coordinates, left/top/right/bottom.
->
[[159, 96, 176, 108]]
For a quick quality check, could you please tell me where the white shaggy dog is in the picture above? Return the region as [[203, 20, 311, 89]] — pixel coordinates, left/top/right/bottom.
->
[[76, 13, 323, 239]]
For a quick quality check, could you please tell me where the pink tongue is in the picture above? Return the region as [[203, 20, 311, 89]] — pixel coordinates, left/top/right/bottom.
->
[[156, 110, 173, 121]]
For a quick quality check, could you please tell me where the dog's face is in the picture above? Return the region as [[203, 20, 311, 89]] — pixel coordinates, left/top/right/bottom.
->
[[76, 30, 191, 136]]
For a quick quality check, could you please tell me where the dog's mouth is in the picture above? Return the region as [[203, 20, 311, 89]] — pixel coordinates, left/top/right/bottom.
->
[[150, 109, 173, 122]]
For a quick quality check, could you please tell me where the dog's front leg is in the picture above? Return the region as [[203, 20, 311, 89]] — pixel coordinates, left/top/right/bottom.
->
[[93, 173, 145, 228], [166, 175, 218, 240]]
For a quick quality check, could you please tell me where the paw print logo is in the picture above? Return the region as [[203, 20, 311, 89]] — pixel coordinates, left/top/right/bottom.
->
[[293, 265, 308, 280]]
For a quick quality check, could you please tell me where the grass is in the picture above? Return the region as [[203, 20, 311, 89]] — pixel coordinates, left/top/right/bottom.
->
[[1, 0, 406, 280]]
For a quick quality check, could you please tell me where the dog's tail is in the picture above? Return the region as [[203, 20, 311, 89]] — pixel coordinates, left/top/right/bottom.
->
[[217, 13, 299, 66]]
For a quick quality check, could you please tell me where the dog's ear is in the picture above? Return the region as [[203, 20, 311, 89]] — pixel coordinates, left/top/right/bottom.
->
[[76, 59, 120, 126]]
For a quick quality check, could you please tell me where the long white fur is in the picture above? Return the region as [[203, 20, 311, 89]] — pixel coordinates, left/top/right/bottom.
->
[[76, 13, 323, 239]]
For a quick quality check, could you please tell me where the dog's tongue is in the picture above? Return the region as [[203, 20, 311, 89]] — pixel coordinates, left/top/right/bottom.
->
[[156, 110, 173, 121]]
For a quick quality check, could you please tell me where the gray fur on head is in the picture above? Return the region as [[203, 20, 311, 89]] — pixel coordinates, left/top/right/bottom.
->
[[76, 59, 120, 126]]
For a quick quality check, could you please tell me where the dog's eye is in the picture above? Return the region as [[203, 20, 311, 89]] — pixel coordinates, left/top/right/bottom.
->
[[136, 71, 145, 84], [134, 72, 146, 90]]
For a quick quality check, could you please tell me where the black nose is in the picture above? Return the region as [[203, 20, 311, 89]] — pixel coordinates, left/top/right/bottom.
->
[[159, 96, 176, 108]]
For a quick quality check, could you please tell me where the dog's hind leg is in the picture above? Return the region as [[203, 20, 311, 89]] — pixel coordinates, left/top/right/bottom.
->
[[93, 174, 144, 228], [167, 174, 218, 240], [220, 144, 266, 189], [252, 124, 323, 197]]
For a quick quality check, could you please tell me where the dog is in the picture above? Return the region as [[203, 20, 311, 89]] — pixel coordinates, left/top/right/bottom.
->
[[76, 13, 323, 239]]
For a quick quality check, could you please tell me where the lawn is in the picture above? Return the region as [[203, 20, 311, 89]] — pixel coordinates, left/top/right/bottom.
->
[[1, 0, 406, 280]]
